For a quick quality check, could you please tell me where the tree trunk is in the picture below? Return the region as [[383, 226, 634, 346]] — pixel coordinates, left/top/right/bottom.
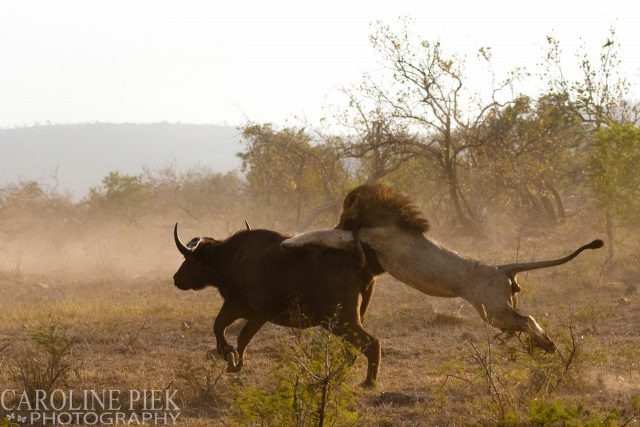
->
[[540, 194, 557, 223], [457, 186, 482, 223], [446, 163, 467, 224], [446, 162, 485, 237], [524, 187, 544, 215], [546, 183, 566, 218], [442, 127, 484, 237]]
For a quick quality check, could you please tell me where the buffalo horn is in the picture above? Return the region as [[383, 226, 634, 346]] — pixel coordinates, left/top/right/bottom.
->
[[174, 223, 194, 256]]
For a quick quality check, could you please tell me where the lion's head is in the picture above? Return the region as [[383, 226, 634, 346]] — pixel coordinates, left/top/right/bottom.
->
[[336, 183, 429, 234]]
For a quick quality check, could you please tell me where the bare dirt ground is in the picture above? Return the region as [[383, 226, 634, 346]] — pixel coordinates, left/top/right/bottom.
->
[[0, 233, 638, 426]]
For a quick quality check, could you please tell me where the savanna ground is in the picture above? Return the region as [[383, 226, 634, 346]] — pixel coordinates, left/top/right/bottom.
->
[[1, 219, 638, 426], [2, 15, 640, 426]]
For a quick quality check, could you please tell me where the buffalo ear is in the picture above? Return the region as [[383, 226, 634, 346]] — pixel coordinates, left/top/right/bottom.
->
[[508, 274, 521, 309], [509, 273, 521, 293], [190, 238, 204, 252], [508, 273, 522, 299]]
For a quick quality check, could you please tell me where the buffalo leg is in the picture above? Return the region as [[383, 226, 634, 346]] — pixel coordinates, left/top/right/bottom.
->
[[330, 309, 380, 388], [212, 302, 241, 370], [359, 281, 375, 323], [227, 318, 267, 373]]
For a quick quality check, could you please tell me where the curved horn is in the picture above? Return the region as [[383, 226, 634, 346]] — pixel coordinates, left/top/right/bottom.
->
[[499, 239, 604, 276], [174, 223, 193, 257], [244, 220, 251, 231]]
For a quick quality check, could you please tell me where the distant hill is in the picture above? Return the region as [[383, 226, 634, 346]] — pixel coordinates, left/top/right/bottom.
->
[[0, 123, 243, 197]]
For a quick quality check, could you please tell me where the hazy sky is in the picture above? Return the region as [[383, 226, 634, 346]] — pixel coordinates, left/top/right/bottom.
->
[[1, 0, 639, 128]]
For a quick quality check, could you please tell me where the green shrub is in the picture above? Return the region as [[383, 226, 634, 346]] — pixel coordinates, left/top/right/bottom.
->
[[10, 325, 74, 399], [527, 398, 636, 426], [174, 357, 225, 404], [232, 323, 358, 427]]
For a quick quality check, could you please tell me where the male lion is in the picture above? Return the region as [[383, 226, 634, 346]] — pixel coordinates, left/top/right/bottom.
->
[[284, 183, 603, 352]]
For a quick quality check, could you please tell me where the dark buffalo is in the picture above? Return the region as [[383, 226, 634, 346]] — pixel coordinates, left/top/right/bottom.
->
[[172, 224, 383, 387]]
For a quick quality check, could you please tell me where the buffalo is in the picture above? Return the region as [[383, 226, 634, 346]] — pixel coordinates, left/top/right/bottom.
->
[[172, 224, 383, 387]]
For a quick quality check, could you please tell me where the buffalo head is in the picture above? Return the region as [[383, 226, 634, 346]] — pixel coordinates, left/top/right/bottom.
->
[[173, 223, 221, 290]]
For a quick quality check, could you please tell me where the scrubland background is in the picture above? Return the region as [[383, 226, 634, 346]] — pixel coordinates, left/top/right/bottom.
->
[[1, 22, 639, 426]]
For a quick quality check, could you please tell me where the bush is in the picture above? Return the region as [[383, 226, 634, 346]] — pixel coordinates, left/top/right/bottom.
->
[[10, 325, 74, 400], [87, 172, 152, 224], [232, 320, 358, 427], [174, 357, 225, 405], [1, 417, 20, 427], [526, 398, 640, 426]]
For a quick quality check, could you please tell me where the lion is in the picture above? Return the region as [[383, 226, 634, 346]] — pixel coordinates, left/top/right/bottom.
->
[[284, 183, 603, 353]]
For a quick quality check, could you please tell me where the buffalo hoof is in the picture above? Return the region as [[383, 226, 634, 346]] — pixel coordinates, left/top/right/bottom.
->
[[224, 350, 240, 372], [226, 362, 243, 373]]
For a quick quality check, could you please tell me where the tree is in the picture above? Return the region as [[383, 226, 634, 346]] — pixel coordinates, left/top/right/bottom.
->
[[589, 123, 640, 258], [143, 164, 247, 228], [238, 124, 349, 229], [474, 94, 583, 225], [347, 19, 519, 235], [0, 180, 73, 234], [88, 172, 150, 224], [544, 29, 639, 257], [336, 98, 418, 182], [544, 30, 637, 129]]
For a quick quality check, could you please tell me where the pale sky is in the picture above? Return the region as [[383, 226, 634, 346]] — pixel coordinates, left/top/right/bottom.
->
[[1, 0, 639, 128]]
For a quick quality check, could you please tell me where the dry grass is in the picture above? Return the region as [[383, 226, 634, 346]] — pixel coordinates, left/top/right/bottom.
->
[[0, 231, 638, 426]]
